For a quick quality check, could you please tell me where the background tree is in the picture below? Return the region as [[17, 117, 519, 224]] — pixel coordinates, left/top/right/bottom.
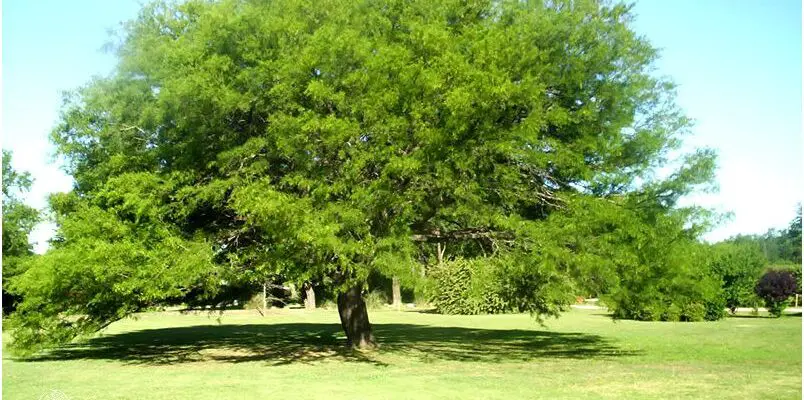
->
[[10, 0, 718, 352], [724, 205, 802, 265], [783, 204, 802, 265], [2, 150, 40, 315], [708, 241, 766, 313], [712, 207, 802, 301], [754, 269, 798, 317]]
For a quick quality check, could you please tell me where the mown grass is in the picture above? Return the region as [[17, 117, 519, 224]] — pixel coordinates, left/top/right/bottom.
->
[[3, 308, 801, 399]]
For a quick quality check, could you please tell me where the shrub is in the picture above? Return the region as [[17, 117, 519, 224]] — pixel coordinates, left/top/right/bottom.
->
[[709, 242, 766, 313], [680, 303, 706, 322], [600, 224, 726, 323], [605, 273, 725, 322], [662, 304, 682, 322], [704, 297, 727, 321], [244, 293, 264, 310], [319, 300, 337, 310], [755, 269, 798, 317], [606, 294, 663, 321], [607, 295, 720, 323], [427, 258, 513, 315], [364, 289, 390, 310]]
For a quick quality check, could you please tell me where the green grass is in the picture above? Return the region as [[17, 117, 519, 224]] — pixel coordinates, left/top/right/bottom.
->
[[3, 308, 801, 399]]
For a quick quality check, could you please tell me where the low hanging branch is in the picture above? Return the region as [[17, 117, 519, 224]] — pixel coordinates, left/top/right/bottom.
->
[[410, 229, 515, 243]]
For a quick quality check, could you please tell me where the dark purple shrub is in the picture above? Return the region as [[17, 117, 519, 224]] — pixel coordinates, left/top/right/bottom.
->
[[754, 270, 798, 317]]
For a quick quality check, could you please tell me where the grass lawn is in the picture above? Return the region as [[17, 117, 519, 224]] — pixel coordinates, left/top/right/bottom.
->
[[3, 307, 801, 399]]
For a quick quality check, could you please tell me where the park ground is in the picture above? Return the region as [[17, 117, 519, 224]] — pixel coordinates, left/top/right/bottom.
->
[[2, 307, 801, 399]]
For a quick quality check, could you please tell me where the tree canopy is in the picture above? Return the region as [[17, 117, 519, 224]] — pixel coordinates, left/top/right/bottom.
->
[[9, 0, 719, 352], [2, 151, 40, 314], [724, 205, 802, 267]]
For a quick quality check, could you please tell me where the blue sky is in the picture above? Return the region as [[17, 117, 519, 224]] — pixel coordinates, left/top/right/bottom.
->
[[2, 0, 802, 253], [630, 0, 802, 239]]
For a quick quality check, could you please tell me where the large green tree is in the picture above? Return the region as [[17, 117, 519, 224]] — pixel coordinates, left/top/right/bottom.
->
[[2, 151, 40, 314], [10, 0, 717, 352]]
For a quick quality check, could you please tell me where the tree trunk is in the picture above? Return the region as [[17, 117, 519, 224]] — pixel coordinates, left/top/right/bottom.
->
[[262, 281, 268, 313], [392, 276, 402, 310], [303, 282, 316, 310], [337, 285, 376, 348], [288, 282, 298, 300], [437, 242, 446, 264]]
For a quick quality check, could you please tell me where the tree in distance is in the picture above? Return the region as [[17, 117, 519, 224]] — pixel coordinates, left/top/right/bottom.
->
[[708, 242, 766, 314], [2, 151, 39, 315], [755, 269, 798, 317]]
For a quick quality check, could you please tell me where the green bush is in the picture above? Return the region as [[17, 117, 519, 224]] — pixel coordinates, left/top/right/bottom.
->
[[427, 258, 512, 315], [606, 295, 664, 321], [704, 297, 727, 321], [364, 290, 390, 310], [662, 304, 682, 322], [709, 242, 766, 313], [319, 300, 337, 310], [604, 236, 728, 323], [605, 270, 724, 323], [608, 296, 718, 323], [244, 293, 264, 310], [681, 303, 706, 322]]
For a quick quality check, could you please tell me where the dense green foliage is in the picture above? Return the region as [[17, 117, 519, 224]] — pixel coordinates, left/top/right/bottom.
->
[[9, 0, 721, 351], [755, 269, 798, 317], [9, 189, 218, 352], [708, 241, 766, 313], [2, 151, 40, 314], [707, 208, 803, 312], [427, 258, 518, 315], [725, 205, 802, 265], [549, 194, 724, 322], [787, 206, 803, 265]]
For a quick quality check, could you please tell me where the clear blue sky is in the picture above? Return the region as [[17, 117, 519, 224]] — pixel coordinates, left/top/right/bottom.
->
[[630, 0, 802, 241], [2, 0, 801, 253]]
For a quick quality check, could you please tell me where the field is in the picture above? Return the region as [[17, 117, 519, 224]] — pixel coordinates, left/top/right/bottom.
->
[[3, 307, 801, 399]]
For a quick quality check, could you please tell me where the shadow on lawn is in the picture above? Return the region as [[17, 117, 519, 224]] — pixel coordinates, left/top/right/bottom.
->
[[729, 312, 802, 319], [28, 323, 637, 366]]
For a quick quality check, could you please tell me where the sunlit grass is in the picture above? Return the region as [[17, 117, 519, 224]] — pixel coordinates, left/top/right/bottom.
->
[[3, 308, 801, 399]]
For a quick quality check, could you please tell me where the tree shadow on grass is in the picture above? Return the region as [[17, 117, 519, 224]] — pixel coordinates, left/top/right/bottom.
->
[[729, 312, 802, 319], [25, 323, 638, 366], [728, 314, 767, 319]]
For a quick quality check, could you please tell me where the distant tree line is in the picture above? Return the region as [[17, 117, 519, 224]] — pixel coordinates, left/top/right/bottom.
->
[[723, 208, 802, 266]]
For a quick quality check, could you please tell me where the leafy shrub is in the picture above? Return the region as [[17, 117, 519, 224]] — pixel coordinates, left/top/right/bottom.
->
[[755, 269, 798, 317], [413, 290, 430, 309], [704, 297, 727, 321], [570, 203, 727, 323], [364, 290, 390, 310], [709, 242, 766, 313], [769, 264, 803, 297], [244, 293, 264, 310], [662, 304, 681, 322], [427, 258, 513, 315], [608, 295, 719, 323], [605, 254, 725, 323], [680, 303, 706, 322], [606, 294, 663, 321], [319, 300, 337, 310]]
